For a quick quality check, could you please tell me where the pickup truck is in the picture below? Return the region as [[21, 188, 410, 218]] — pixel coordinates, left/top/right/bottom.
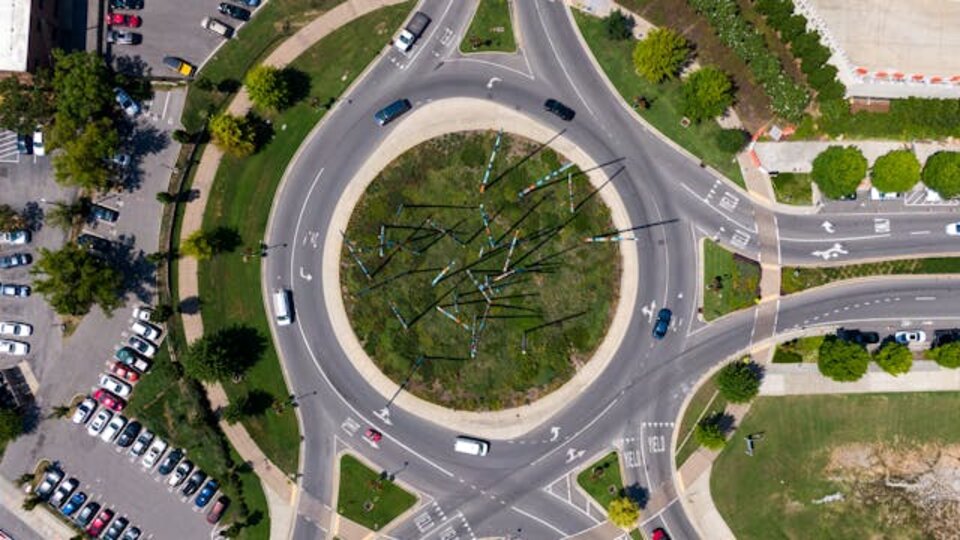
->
[[394, 11, 430, 52]]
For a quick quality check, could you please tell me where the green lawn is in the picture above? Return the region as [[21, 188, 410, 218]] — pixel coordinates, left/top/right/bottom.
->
[[782, 258, 960, 294], [460, 0, 517, 53], [341, 132, 618, 411], [337, 454, 417, 531], [198, 3, 414, 474], [773, 336, 824, 363], [181, 0, 347, 131], [771, 172, 812, 205], [574, 11, 744, 187], [675, 372, 728, 467], [577, 452, 625, 510], [712, 394, 960, 539], [702, 239, 760, 320]]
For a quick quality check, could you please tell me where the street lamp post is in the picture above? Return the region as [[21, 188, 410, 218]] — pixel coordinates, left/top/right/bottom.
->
[[375, 355, 426, 425]]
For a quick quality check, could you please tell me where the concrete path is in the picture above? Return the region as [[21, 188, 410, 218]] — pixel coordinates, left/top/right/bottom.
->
[[761, 359, 960, 395], [753, 140, 960, 175], [0, 477, 75, 540]]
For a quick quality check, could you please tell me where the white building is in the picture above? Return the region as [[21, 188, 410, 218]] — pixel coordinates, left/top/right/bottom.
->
[[0, 0, 59, 74]]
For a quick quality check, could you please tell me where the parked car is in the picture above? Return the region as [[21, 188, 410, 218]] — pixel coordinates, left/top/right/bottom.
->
[[16, 134, 30, 154], [201, 17, 234, 38], [544, 98, 575, 121], [105, 13, 141, 27], [158, 448, 183, 475], [107, 29, 141, 45], [115, 347, 152, 373], [86, 508, 114, 537], [127, 336, 156, 358], [141, 438, 167, 468], [837, 328, 880, 345], [78, 233, 113, 254], [652, 308, 672, 340], [116, 420, 141, 447], [93, 388, 127, 412], [31, 127, 44, 156], [0, 339, 28, 356], [109, 0, 143, 9], [61, 491, 87, 516], [162, 56, 196, 77], [103, 516, 128, 540], [217, 2, 250, 20], [114, 87, 140, 117], [0, 230, 29, 245], [651, 528, 669, 540], [110, 362, 140, 383], [100, 414, 127, 443], [132, 306, 153, 321], [50, 477, 78, 508], [91, 204, 120, 223], [112, 153, 132, 169], [238, 0, 260, 6], [131, 321, 161, 341], [0, 283, 30, 297], [129, 429, 154, 456], [87, 409, 112, 436], [75, 501, 100, 527], [0, 253, 31, 269], [98, 374, 132, 398], [72, 397, 97, 424], [0, 322, 32, 337], [182, 469, 206, 497], [35, 467, 63, 500], [120, 527, 142, 540], [895, 330, 927, 344], [168, 459, 192, 486], [195, 479, 219, 507], [207, 496, 229, 524]]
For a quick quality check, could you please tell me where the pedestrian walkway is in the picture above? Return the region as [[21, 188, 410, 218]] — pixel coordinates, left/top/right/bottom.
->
[[761, 360, 960, 395], [753, 140, 960, 174]]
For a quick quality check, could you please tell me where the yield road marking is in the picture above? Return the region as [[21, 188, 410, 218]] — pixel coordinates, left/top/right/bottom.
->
[[874, 218, 890, 233]]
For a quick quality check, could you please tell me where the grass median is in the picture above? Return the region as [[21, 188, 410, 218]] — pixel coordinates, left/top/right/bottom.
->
[[577, 451, 625, 510], [337, 454, 416, 530], [702, 239, 760, 321], [460, 0, 517, 53], [782, 258, 960, 295], [674, 372, 727, 467], [198, 2, 413, 475], [771, 173, 812, 205]]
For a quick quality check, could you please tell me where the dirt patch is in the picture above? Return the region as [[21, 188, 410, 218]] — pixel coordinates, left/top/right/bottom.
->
[[827, 443, 960, 539]]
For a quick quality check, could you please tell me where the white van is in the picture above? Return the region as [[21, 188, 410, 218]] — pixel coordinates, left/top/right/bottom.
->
[[273, 289, 292, 326], [454, 436, 489, 456]]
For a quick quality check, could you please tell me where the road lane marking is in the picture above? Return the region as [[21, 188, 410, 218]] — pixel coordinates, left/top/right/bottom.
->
[[915, 296, 936, 301], [910, 230, 931, 235], [510, 506, 567, 536]]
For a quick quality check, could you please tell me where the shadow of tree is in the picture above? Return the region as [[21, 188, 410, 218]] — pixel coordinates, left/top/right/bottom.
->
[[21, 202, 43, 232], [209, 226, 243, 254], [282, 67, 311, 106], [214, 324, 266, 376], [241, 389, 276, 416], [107, 234, 157, 304], [178, 296, 202, 315]]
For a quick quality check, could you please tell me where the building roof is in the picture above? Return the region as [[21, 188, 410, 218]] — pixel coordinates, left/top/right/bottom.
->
[[0, 0, 32, 72]]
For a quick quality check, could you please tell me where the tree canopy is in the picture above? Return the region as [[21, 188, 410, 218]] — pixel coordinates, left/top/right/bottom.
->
[[922, 151, 960, 199], [870, 149, 920, 193], [30, 244, 124, 316], [50, 50, 115, 147], [873, 341, 912, 376], [183, 325, 265, 382], [926, 341, 960, 369], [680, 67, 734, 122], [244, 65, 292, 111], [632, 28, 690, 84], [0, 408, 24, 445], [716, 359, 761, 403], [52, 118, 119, 191], [0, 71, 54, 134], [182, 230, 215, 260], [607, 497, 640, 529], [695, 413, 727, 450], [0, 205, 27, 233], [811, 146, 867, 199], [604, 9, 635, 41], [817, 336, 870, 381], [209, 113, 256, 157]]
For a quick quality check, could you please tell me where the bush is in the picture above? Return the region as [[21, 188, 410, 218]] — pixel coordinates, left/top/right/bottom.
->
[[716, 360, 761, 403], [607, 497, 640, 529], [0, 407, 24, 444], [811, 146, 867, 199], [680, 67, 735, 122], [694, 413, 727, 450], [632, 28, 690, 84], [208, 113, 256, 157], [922, 151, 960, 198], [799, 45, 831, 75], [604, 9, 635, 40], [716, 128, 748, 153], [927, 341, 960, 368], [871, 149, 920, 193], [807, 64, 839, 91], [873, 342, 913, 376], [816, 79, 846, 101], [817, 336, 870, 381], [778, 14, 808, 43], [156, 191, 175, 204], [182, 230, 215, 260], [244, 65, 292, 111]]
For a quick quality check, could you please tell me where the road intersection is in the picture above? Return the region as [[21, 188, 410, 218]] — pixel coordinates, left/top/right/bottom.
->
[[260, 1, 960, 538]]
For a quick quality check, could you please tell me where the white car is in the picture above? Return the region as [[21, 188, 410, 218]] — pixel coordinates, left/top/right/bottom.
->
[[99, 414, 127, 443], [201, 17, 234, 38], [0, 322, 32, 337], [131, 321, 161, 341], [895, 330, 927, 344], [132, 306, 153, 322], [0, 339, 28, 356], [127, 336, 156, 358], [49, 477, 77, 508], [98, 374, 132, 398], [71, 398, 97, 424], [87, 409, 112, 436], [32, 127, 45, 156], [141, 438, 167, 468], [869, 187, 898, 201], [0, 230, 30, 245], [946, 223, 960, 236]]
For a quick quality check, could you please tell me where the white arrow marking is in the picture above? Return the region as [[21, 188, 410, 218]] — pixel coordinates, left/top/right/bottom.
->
[[299, 267, 313, 281], [640, 301, 656, 323], [821, 220, 835, 234], [811, 243, 848, 260], [565, 448, 585, 463], [374, 408, 392, 426], [486, 77, 502, 89], [549, 427, 560, 441]]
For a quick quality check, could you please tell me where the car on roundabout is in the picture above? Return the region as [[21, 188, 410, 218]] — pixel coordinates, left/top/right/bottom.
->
[[652, 308, 672, 340]]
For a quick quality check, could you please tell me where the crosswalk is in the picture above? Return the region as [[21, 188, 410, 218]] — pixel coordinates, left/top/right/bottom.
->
[[0, 130, 21, 163]]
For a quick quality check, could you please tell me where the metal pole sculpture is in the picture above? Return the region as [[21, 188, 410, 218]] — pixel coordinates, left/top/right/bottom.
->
[[479, 128, 503, 193], [518, 162, 575, 199]]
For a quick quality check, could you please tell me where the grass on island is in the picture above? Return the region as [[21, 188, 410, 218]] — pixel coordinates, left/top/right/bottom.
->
[[181, 0, 348, 131], [198, 2, 414, 474], [341, 132, 619, 411], [573, 11, 744, 187], [702, 239, 760, 321], [771, 173, 812, 206], [675, 372, 728, 467], [337, 455, 417, 531], [577, 452, 625, 510], [781, 258, 960, 295], [460, 0, 517, 53], [712, 394, 960, 539], [772, 336, 824, 364]]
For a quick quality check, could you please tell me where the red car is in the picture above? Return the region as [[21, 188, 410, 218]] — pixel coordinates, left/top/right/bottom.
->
[[364, 428, 382, 444], [651, 528, 669, 540], [110, 362, 140, 383], [86, 508, 113, 536], [105, 13, 141, 27], [93, 388, 127, 412], [207, 496, 229, 524]]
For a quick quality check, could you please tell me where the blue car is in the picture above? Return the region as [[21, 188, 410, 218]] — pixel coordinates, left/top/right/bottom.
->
[[195, 479, 219, 508], [62, 492, 87, 517], [652, 308, 672, 340]]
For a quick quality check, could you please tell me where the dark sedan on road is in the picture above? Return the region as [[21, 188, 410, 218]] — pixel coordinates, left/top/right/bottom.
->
[[652, 308, 672, 340], [218, 2, 250, 20], [544, 98, 575, 121]]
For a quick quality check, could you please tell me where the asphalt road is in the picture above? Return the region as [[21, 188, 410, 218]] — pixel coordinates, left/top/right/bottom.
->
[[260, 1, 960, 538]]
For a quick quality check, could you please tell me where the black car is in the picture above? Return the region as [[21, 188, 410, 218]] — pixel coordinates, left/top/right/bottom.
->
[[115, 421, 141, 447], [103, 516, 128, 540], [652, 308, 672, 340], [75, 501, 100, 527], [77, 233, 112, 254], [837, 328, 879, 345], [16, 134, 31, 154], [544, 98, 575, 121], [157, 448, 183, 476], [182, 469, 206, 497], [217, 2, 250, 20], [0, 253, 31, 269], [90, 204, 120, 223], [109, 0, 143, 9]]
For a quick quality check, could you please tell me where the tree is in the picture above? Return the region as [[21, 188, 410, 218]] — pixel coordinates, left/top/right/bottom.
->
[[244, 65, 291, 111], [694, 414, 726, 450], [817, 336, 870, 381], [873, 342, 912, 376], [22, 494, 41, 511], [222, 393, 248, 424], [209, 113, 256, 157], [604, 9, 635, 40], [0, 408, 24, 444], [926, 341, 960, 369], [632, 28, 690, 84], [0, 205, 26, 232], [182, 229, 215, 260], [871, 150, 920, 193], [922, 151, 960, 199], [680, 67, 734, 122], [48, 404, 71, 419], [30, 244, 124, 316], [52, 118, 120, 191], [44, 198, 89, 231], [0, 71, 54, 133], [49, 50, 114, 148], [14, 472, 34, 486], [156, 191, 175, 204], [150, 304, 175, 323], [811, 146, 867, 199], [607, 496, 639, 529], [182, 325, 263, 382], [716, 129, 748, 153], [716, 359, 761, 403]]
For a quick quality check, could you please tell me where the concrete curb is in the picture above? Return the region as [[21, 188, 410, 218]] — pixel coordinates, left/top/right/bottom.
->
[[782, 271, 960, 296], [321, 97, 639, 440]]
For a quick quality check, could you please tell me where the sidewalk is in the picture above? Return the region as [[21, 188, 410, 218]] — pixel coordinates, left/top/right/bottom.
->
[[761, 360, 960, 395], [0, 478, 75, 540], [752, 140, 960, 174]]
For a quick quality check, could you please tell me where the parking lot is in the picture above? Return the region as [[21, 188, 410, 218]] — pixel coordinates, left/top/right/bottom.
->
[[105, 0, 256, 78], [0, 88, 209, 539]]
